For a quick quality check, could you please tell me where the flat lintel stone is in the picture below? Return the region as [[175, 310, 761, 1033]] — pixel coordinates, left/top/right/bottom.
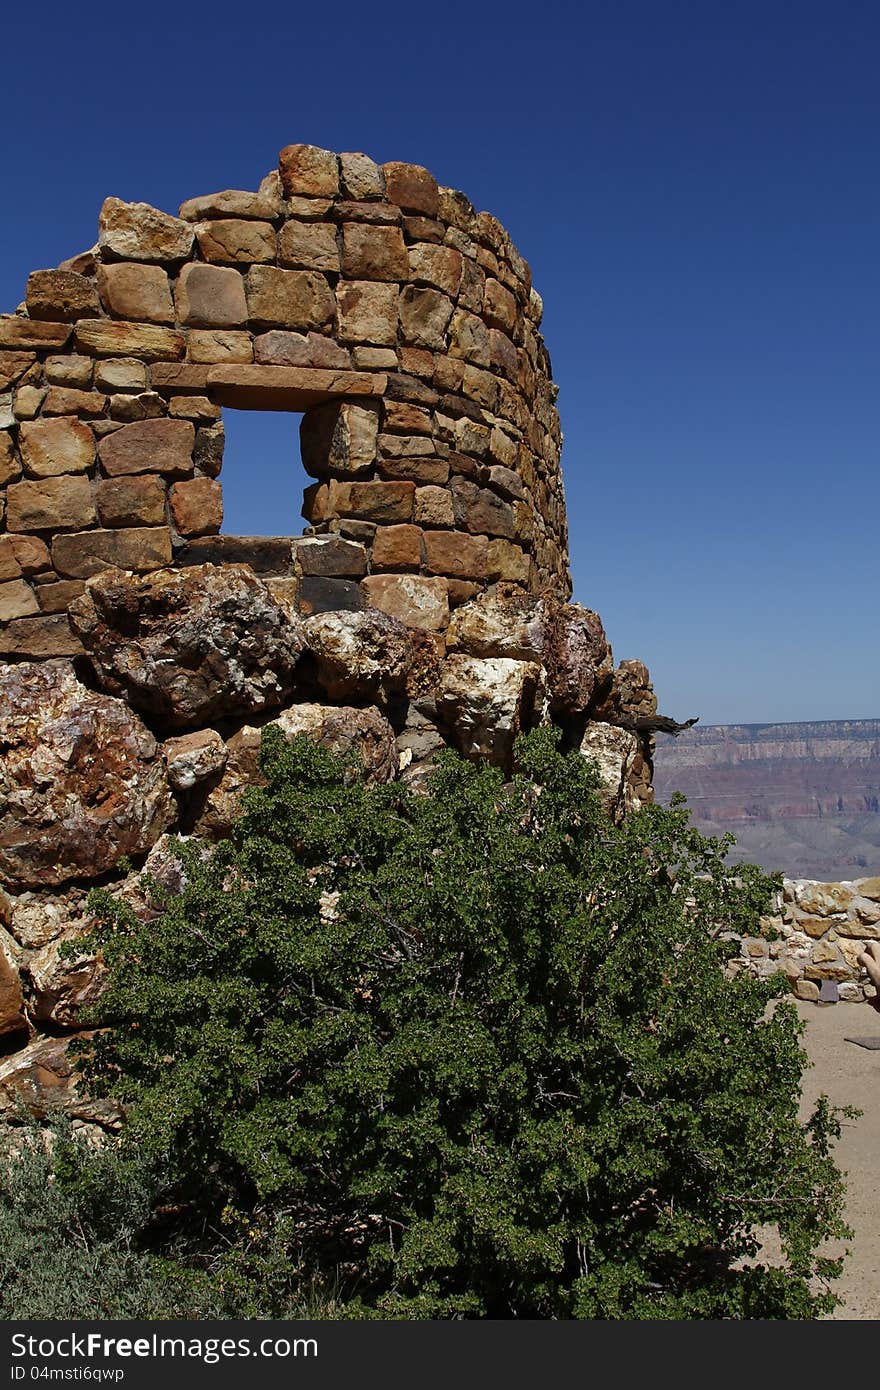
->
[[204, 365, 386, 411]]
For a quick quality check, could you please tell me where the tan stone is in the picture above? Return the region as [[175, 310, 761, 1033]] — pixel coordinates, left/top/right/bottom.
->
[[187, 329, 253, 363], [96, 474, 167, 527], [109, 392, 165, 423], [278, 221, 340, 272], [408, 244, 463, 296], [13, 385, 45, 419], [254, 330, 351, 369], [36, 580, 87, 614], [399, 286, 454, 349], [371, 524, 423, 570], [204, 364, 384, 411], [0, 350, 37, 389], [6, 475, 96, 532], [0, 615, 84, 659], [361, 573, 449, 632], [94, 358, 148, 392], [169, 478, 223, 536], [341, 224, 408, 281], [150, 363, 210, 391], [98, 418, 194, 477], [245, 266, 334, 330], [42, 387, 107, 417], [0, 432, 19, 487], [414, 485, 455, 527], [483, 278, 518, 333], [489, 328, 519, 381], [4, 535, 51, 574], [339, 152, 385, 200], [353, 346, 397, 369], [795, 882, 855, 916], [0, 580, 39, 621], [284, 196, 333, 220], [336, 281, 399, 345], [52, 527, 173, 578], [857, 877, 880, 901], [377, 456, 450, 485], [74, 320, 185, 362], [179, 188, 281, 221], [382, 162, 440, 216], [195, 219, 276, 265], [300, 400, 379, 476], [0, 317, 72, 350], [330, 479, 414, 523], [164, 729, 228, 791], [97, 263, 174, 323], [0, 943, 26, 1038], [279, 145, 339, 198], [168, 395, 221, 421], [487, 538, 530, 583], [794, 978, 820, 1001], [448, 309, 491, 366], [26, 270, 100, 323], [19, 417, 95, 478], [98, 197, 194, 263], [424, 530, 488, 579]]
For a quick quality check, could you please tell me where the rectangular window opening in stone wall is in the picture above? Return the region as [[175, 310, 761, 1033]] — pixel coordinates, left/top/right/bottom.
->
[[219, 409, 310, 538]]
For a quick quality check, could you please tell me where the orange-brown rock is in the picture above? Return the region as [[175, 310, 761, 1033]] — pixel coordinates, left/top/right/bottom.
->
[[0, 615, 83, 660], [6, 475, 96, 533], [245, 266, 334, 330], [278, 144, 339, 198], [0, 1034, 121, 1126], [341, 224, 409, 281], [97, 262, 174, 323], [98, 417, 194, 477], [371, 523, 423, 570], [336, 281, 398, 344], [42, 387, 107, 417], [96, 474, 167, 527], [382, 162, 440, 216], [329, 479, 415, 523], [52, 527, 173, 578], [178, 188, 281, 221], [26, 270, 101, 322], [0, 317, 72, 350], [74, 319, 185, 361], [0, 350, 37, 390], [360, 573, 449, 632], [277, 221, 340, 273], [195, 219, 276, 264], [0, 580, 39, 621], [19, 416, 95, 478], [0, 941, 26, 1037], [169, 477, 223, 536], [0, 659, 174, 888], [424, 530, 488, 579]]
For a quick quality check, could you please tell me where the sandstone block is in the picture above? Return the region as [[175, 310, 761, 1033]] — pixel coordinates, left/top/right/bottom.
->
[[0, 616, 84, 660], [337, 281, 399, 345], [486, 538, 530, 584], [42, 387, 107, 417], [451, 478, 515, 537], [382, 162, 440, 216], [0, 433, 20, 487], [0, 580, 39, 622], [13, 385, 45, 419], [483, 278, 518, 333], [489, 327, 519, 381], [245, 266, 334, 330], [341, 224, 408, 281], [169, 477, 223, 536], [0, 659, 174, 888], [74, 320, 185, 362], [97, 262, 174, 323], [254, 330, 351, 369], [360, 573, 449, 632], [52, 527, 173, 578], [448, 309, 490, 366], [98, 417, 194, 477], [109, 391, 165, 423], [98, 197, 194, 263], [377, 456, 450, 485], [339, 152, 385, 200], [278, 221, 340, 272], [26, 270, 101, 322], [292, 536, 367, 577], [414, 485, 455, 527], [399, 286, 454, 349], [94, 357, 148, 392], [195, 219, 276, 264], [19, 417, 96, 479], [0, 317, 72, 350], [371, 523, 423, 570], [0, 350, 37, 389], [424, 530, 488, 579], [168, 395, 220, 421], [178, 188, 281, 221], [150, 363, 210, 391], [408, 244, 463, 296], [2, 535, 51, 575], [300, 400, 379, 477], [382, 400, 433, 433], [579, 723, 641, 823], [330, 479, 414, 523], [69, 564, 306, 728], [194, 422, 224, 477], [6, 475, 96, 532], [36, 580, 87, 614], [187, 329, 254, 362], [279, 145, 339, 198], [96, 474, 167, 527], [175, 262, 248, 328]]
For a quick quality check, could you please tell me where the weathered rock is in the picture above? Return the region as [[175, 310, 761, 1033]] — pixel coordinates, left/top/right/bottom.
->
[[25, 929, 107, 1028], [0, 616, 84, 660], [424, 530, 488, 579], [382, 162, 440, 216], [0, 934, 26, 1037], [447, 589, 551, 662], [42, 387, 107, 418], [304, 608, 412, 702], [174, 262, 248, 328], [97, 262, 174, 323], [0, 350, 37, 390], [278, 221, 340, 273], [178, 188, 281, 221], [68, 564, 306, 729], [26, 270, 101, 322], [196, 703, 397, 836], [360, 573, 449, 632], [0, 580, 39, 621], [579, 722, 642, 822], [254, 329, 350, 368], [97, 417, 194, 477], [74, 320, 185, 362], [98, 197, 195, 263], [339, 152, 385, 200], [94, 358, 148, 392], [278, 145, 339, 198], [590, 658, 656, 725], [300, 400, 379, 477], [437, 654, 546, 768], [168, 477, 223, 536], [52, 527, 173, 579], [547, 604, 610, 714], [187, 329, 253, 362], [0, 318, 72, 351], [6, 891, 90, 950], [371, 524, 423, 570], [0, 660, 174, 888], [341, 224, 408, 281], [399, 286, 454, 349], [245, 266, 334, 330], [0, 1034, 120, 1126], [19, 417, 95, 479], [6, 475, 96, 533], [292, 536, 367, 577], [195, 219, 276, 265], [336, 281, 398, 345], [164, 729, 228, 792]]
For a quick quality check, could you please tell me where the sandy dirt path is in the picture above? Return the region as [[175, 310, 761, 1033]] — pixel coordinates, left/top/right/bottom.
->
[[793, 999, 880, 1319]]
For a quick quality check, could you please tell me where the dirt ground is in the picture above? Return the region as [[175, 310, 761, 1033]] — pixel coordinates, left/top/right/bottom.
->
[[793, 999, 880, 1320]]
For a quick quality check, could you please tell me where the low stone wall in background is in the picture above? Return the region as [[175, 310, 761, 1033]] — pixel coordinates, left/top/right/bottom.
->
[[734, 876, 880, 1003]]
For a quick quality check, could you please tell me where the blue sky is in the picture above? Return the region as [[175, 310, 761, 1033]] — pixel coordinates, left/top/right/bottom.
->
[[4, 1, 878, 724]]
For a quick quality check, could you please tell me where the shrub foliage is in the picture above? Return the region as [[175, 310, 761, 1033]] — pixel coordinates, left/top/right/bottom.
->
[[68, 727, 850, 1318]]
